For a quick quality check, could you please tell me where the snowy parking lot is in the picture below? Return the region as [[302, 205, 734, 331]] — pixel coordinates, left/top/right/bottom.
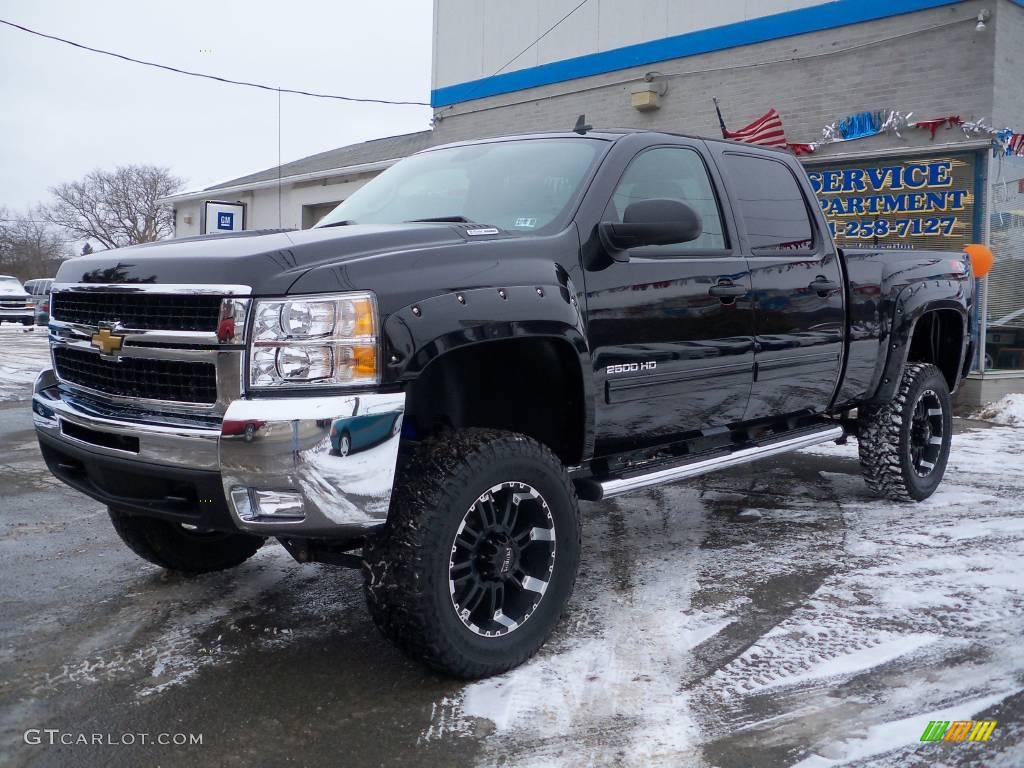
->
[[0, 339, 1022, 767], [0, 325, 49, 401]]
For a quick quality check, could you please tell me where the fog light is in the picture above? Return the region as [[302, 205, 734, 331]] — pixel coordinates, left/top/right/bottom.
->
[[230, 487, 306, 522]]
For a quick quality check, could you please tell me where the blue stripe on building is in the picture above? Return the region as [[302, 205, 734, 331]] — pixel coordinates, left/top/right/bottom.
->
[[431, 0, 965, 107]]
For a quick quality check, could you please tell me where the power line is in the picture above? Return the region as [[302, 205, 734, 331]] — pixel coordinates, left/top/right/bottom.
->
[[441, 0, 593, 111], [0, 18, 430, 106]]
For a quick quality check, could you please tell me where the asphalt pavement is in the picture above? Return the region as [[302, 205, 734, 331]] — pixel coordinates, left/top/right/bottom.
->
[[1, 387, 1023, 767]]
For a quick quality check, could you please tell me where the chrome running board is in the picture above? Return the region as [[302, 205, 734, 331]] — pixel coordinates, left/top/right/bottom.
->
[[594, 426, 845, 501]]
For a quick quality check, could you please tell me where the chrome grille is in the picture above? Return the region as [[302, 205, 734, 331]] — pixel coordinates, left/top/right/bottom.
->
[[54, 346, 217, 404], [51, 292, 222, 331], [48, 284, 250, 412]]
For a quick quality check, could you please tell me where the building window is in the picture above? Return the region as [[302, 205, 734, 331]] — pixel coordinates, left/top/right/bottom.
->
[[985, 154, 1024, 371]]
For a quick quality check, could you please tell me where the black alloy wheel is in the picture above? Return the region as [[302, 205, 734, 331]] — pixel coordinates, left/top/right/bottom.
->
[[449, 482, 556, 637], [909, 388, 945, 477], [363, 428, 581, 678], [858, 362, 953, 502]]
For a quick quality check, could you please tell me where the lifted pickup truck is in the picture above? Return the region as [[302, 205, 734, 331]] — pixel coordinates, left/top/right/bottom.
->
[[34, 129, 984, 678]]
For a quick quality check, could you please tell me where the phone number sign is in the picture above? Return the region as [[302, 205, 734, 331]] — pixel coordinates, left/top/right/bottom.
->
[[806, 153, 977, 250]]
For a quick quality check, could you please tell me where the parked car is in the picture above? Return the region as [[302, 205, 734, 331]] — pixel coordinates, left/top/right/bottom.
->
[[24, 278, 54, 326], [329, 398, 403, 456], [34, 129, 984, 679], [0, 275, 33, 326]]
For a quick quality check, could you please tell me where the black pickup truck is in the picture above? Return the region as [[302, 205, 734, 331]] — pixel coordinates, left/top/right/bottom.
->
[[33, 129, 980, 678]]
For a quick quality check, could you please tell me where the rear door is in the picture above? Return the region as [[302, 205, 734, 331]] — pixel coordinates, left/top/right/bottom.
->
[[583, 140, 754, 455], [713, 150, 845, 421]]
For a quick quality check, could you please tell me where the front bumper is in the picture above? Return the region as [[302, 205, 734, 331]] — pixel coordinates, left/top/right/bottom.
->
[[33, 369, 405, 539], [0, 308, 33, 322]]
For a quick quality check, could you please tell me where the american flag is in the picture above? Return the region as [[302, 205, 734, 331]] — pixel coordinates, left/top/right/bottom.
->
[[718, 107, 789, 148]]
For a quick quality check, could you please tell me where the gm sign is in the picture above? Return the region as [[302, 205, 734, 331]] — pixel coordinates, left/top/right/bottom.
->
[[203, 201, 246, 234]]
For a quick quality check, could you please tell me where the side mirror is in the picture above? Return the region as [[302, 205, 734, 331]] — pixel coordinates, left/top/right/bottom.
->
[[598, 198, 703, 261]]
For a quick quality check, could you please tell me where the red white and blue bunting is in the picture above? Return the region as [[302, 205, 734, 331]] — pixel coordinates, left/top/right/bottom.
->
[[716, 103, 1024, 158]]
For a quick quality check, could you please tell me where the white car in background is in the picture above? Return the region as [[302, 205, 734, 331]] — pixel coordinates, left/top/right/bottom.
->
[[0, 275, 34, 326]]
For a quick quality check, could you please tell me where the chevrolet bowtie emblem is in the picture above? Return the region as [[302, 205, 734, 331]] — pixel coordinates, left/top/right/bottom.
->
[[91, 328, 125, 355]]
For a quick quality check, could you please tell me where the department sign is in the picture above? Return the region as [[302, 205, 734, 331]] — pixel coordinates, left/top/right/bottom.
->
[[806, 153, 977, 250]]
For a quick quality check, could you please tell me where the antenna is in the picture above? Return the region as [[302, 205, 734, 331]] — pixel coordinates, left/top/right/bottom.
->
[[277, 87, 282, 229], [573, 114, 592, 135]]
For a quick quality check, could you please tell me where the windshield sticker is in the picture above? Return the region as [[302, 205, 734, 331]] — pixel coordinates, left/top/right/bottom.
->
[[514, 217, 537, 228], [466, 228, 500, 236]]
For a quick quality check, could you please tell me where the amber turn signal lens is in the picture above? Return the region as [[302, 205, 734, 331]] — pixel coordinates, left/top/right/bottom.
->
[[964, 244, 995, 278], [353, 345, 377, 376], [352, 298, 375, 337]]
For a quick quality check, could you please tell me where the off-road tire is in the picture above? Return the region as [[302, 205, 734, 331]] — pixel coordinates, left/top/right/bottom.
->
[[363, 428, 581, 678], [858, 363, 952, 501], [108, 507, 265, 574]]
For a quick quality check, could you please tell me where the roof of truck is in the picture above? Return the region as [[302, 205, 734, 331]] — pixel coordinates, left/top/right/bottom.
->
[[414, 128, 790, 155], [162, 126, 787, 205]]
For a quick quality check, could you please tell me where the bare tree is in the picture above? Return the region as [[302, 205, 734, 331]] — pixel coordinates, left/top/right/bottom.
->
[[44, 165, 183, 250], [0, 207, 70, 280]]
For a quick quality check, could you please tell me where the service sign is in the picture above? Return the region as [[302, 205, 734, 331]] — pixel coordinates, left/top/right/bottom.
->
[[202, 201, 246, 234], [806, 153, 977, 250]]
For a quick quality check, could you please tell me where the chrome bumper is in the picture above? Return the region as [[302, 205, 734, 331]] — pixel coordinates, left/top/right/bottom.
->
[[0, 308, 33, 319], [33, 369, 405, 538]]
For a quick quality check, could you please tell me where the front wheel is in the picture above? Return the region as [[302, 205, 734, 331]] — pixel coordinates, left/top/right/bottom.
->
[[108, 507, 265, 574], [363, 429, 581, 678], [858, 362, 953, 501]]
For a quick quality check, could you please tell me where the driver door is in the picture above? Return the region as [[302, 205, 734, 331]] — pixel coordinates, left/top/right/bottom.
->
[[584, 143, 755, 455]]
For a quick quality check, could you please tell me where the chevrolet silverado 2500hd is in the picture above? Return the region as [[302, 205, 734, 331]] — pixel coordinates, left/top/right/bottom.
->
[[33, 130, 981, 678]]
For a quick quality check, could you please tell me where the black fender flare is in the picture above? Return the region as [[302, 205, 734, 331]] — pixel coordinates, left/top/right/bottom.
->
[[383, 282, 595, 460], [869, 278, 971, 404]]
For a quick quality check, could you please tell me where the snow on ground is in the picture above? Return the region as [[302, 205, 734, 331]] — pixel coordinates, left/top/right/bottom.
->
[[425, 424, 1024, 766], [973, 393, 1024, 426], [0, 325, 49, 401]]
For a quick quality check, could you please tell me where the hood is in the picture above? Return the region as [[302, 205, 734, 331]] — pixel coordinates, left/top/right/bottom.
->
[[55, 225, 471, 295], [0, 283, 28, 298]]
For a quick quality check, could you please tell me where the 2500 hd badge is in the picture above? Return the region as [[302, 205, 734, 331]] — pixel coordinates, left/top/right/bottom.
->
[[607, 362, 657, 374], [33, 128, 990, 678]]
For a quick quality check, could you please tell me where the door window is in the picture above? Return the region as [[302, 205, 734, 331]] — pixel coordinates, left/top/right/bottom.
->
[[722, 154, 814, 252], [604, 147, 727, 253]]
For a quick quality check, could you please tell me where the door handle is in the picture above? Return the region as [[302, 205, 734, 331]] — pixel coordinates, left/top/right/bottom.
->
[[808, 278, 840, 295], [708, 282, 748, 299]]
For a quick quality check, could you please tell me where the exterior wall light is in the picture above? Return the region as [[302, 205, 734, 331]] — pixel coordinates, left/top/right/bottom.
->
[[631, 75, 667, 112]]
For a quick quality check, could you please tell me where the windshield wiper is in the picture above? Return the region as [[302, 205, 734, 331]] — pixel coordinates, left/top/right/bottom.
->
[[318, 220, 355, 228], [405, 216, 471, 223]]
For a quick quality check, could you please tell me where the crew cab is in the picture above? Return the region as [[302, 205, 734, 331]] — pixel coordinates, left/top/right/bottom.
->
[[32, 129, 985, 678]]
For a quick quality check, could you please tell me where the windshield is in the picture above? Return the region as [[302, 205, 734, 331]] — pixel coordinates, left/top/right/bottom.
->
[[316, 138, 604, 234], [0, 277, 25, 295]]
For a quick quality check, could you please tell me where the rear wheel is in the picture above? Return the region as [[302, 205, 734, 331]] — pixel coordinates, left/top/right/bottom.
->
[[858, 363, 952, 501], [363, 429, 581, 678], [108, 507, 265, 574]]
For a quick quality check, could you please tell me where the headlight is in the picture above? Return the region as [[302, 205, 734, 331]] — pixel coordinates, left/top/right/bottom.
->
[[249, 292, 378, 388]]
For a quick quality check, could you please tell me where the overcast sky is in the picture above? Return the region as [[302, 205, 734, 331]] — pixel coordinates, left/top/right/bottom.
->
[[0, 0, 433, 211]]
